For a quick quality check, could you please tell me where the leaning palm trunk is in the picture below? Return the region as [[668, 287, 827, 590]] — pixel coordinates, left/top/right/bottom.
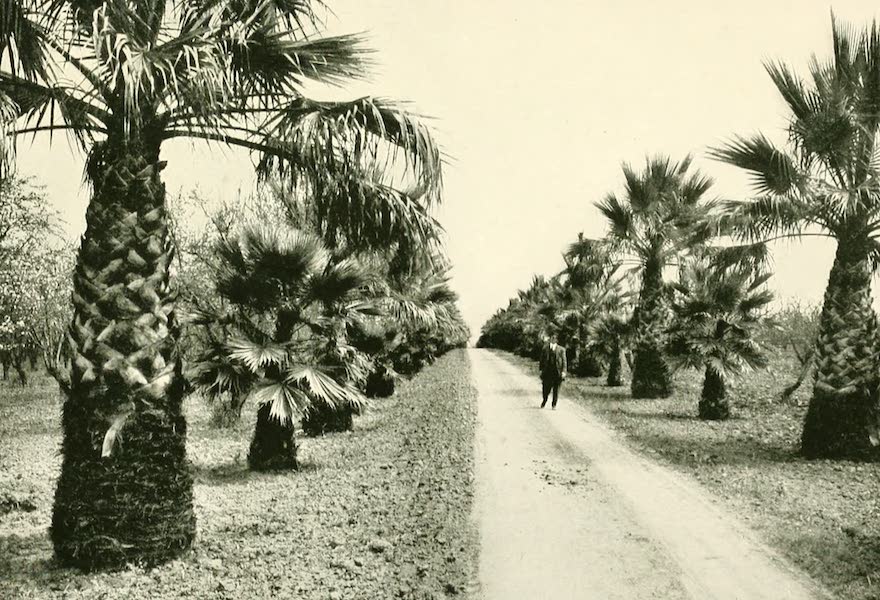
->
[[51, 136, 195, 570], [631, 262, 673, 399], [801, 237, 880, 458], [699, 365, 729, 420]]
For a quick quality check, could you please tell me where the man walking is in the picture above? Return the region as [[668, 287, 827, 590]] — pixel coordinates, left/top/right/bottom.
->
[[539, 333, 567, 409]]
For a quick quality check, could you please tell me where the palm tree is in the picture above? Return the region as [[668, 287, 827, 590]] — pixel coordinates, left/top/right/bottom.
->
[[596, 155, 715, 399], [711, 18, 880, 457], [666, 256, 773, 419], [588, 314, 631, 387], [559, 234, 617, 376], [557, 271, 625, 378], [1, 0, 441, 568], [191, 226, 370, 469]]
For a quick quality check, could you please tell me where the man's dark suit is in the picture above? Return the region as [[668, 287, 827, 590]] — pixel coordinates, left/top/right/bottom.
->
[[539, 342, 567, 408]]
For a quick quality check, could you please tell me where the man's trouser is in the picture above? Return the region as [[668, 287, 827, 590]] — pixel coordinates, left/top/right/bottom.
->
[[541, 377, 562, 408]]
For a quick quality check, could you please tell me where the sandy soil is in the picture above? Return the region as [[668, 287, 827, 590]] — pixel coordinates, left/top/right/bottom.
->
[[470, 349, 832, 600]]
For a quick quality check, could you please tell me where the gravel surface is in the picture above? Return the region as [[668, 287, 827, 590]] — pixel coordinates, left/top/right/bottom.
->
[[0, 350, 478, 599]]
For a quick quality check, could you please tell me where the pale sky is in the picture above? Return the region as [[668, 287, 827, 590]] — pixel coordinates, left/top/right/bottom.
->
[[14, 1, 880, 336]]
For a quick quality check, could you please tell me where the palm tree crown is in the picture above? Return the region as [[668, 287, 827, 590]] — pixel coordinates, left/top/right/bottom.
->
[[1, 0, 442, 243]]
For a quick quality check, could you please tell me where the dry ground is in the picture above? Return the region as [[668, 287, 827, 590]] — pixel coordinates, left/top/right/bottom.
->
[[0, 350, 478, 599]]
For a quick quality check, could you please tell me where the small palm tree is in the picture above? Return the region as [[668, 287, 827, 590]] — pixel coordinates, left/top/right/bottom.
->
[[666, 257, 773, 420], [588, 313, 631, 387], [191, 226, 371, 469], [597, 155, 715, 399], [711, 17, 880, 456], [1, 0, 441, 567]]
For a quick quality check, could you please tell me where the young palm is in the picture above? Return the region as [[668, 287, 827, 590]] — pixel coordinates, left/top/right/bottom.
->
[[666, 257, 773, 420], [596, 155, 715, 399], [191, 225, 370, 469], [711, 18, 880, 456], [588, 314, 631, 387], [1, 0, 441, 568]]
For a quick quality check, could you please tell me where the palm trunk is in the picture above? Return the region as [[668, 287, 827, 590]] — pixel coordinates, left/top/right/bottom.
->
[[698, 365, 729, 420], [574, 349, 603, 377], [606, 336, 623, 387], [51, 136, 195, 570], [249, 403, 298, 470], [631, 260, 673, 399], [801, 237, 880, 459], [248, 311, 299, 470]]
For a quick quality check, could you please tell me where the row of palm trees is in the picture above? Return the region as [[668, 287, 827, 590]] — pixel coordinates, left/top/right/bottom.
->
[[481, 17, 880, 462], [479, 155, 773, 420], [0, 0, 465, 571]]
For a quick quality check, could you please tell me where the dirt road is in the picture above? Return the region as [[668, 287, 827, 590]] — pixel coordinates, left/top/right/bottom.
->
[[470, 349, 830, 600]]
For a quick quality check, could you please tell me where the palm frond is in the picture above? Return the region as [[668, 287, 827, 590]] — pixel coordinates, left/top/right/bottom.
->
[[596, 193, 634, 241], [0, 0, 49, 80], [710, 135, 800, 196], [308, 258, 369, 305], [226, 337, 288, 372], [252, 379, 311, 422], [255, 96, 443, 202], [718, 196, 812, 241]]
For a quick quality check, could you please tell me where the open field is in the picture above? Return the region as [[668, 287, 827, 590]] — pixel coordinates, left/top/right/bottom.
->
[[0, 351, 478, 600], [501, 351, 880, 600]]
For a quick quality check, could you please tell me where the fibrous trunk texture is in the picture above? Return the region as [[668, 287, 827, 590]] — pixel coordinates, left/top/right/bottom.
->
[[51, 137, 195, 570], [573, 350, 603, 377], [606, 337, 623, 387], [249, 403, 298, 471], [699, 366, 729, 420], [302, 403, 355, 436], [631, 261, 673, 399], [801, 237, 880, 459]]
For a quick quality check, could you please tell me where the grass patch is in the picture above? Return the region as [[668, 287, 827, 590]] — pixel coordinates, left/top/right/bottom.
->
[[0, 351, 478, 599], [500, 350, 880, 600]]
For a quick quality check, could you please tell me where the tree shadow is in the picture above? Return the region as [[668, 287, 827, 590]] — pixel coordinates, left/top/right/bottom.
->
[[622, 410, 711, 422], [499, 388, 539, 399], [191, 462, 253, 486], [571, 385, 630, 402], [626, 427, 801, 466], [0, 530, 75, 593]]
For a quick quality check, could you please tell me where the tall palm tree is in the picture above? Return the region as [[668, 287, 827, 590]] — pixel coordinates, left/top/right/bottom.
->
[[712, 18, 880, 457], [666, 256, 773, 420], [596, 155, 714, 399], [1, 0, 441, 568]]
